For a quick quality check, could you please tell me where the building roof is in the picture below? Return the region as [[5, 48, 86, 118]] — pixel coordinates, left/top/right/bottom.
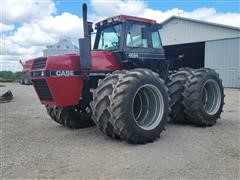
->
[[43, 37, 78, 56], [46, 37, 78, 50], [161, 16, 240, 31]]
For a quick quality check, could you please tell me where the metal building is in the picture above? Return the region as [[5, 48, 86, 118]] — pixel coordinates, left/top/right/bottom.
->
[[43, 37, 78, 57], [160, 16, 240, 88]]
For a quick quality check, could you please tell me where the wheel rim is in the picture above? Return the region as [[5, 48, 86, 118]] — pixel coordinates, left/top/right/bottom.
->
[[202, 79, 222, 115], [132, 84, 164, 130]]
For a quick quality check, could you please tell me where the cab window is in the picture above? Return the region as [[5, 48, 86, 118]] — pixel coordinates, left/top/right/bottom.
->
[[151, 31, 162, 48], [97, 24, 121, 51], [126, 23, 148, 48]]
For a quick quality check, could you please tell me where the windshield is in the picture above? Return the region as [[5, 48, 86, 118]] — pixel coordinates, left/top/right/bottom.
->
[[97, 24, 121, 51]]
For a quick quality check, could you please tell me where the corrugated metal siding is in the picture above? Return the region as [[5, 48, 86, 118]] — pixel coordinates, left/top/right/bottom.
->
[[160, 18, 240, 46], [205, 38, 240, 88]]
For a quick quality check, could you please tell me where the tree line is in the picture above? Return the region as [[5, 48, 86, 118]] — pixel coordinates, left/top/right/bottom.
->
[[0, 71, 23, 82]]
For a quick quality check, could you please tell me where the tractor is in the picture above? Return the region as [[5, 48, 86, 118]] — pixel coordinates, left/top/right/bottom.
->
[[19, 59, 33, 85], [30, 4, 224, 144]]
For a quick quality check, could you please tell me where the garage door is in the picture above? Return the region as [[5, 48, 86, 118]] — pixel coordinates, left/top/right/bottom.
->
[[205, 38, 240, 88], [164, 42, 205, 70]]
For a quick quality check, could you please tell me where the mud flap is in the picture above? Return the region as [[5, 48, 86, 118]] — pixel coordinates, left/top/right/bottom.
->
[[0, 90, 13, 103]]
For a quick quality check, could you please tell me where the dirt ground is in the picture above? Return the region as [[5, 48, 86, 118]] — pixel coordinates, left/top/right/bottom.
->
[[0, 83, 239, 179]]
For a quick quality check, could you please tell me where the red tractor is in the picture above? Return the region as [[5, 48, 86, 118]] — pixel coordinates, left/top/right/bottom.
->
[[19, 59, 33, 85], [30, 4, 224, 144]]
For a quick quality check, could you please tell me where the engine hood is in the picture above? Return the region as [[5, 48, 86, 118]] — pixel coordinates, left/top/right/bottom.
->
[[30, 50, 121, 106], [38, 50, 121, 72]]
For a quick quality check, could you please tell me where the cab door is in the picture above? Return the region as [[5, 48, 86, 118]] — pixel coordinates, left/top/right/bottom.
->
[[121, 21, 167, 77]]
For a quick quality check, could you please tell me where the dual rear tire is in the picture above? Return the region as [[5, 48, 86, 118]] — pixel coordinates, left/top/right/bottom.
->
[[90, 69, 169, 144], [168, 68, 224, 126], [183, 68, 224, 126], [168, 68, 193, 123]]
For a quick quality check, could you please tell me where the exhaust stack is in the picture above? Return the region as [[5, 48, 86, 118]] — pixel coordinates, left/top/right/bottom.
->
[[19, 60, 24, 67], [79, 3, 92, 72]]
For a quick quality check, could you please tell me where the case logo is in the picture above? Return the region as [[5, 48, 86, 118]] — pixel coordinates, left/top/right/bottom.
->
[[56, 70, 74, 76]]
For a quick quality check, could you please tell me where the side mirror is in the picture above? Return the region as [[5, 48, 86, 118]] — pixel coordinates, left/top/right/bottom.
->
[[87, 21, 93, 35], [150, 23, 162, 31]]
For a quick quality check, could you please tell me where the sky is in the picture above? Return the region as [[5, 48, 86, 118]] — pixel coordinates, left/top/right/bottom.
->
[[0, 0, 240, 72]]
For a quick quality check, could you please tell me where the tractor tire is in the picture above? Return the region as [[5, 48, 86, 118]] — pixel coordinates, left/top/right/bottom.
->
[[183, 68, 224, 126], [45, 105, 59, 123], [168, 68, 194, 124], [24, 78, 28, 85], [90, 70, 127, 139], [45, 104, 95, 129], [110, 69, 169, 144]]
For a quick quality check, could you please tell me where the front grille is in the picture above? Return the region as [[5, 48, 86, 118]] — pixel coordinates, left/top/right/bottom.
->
[[32, 79, 53, 101], [32, 57, 47, 69]]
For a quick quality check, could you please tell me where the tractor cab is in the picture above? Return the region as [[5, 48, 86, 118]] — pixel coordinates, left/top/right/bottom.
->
[[93, 15, 167, 75]]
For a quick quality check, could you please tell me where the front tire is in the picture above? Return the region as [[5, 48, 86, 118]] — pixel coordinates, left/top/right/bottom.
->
[[20, 79, 24, 85], [90, 70, 127, 139], [45, 103, 95, 129]]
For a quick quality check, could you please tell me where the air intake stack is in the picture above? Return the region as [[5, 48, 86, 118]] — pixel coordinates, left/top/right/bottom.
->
[[79, 3, 92, 73]]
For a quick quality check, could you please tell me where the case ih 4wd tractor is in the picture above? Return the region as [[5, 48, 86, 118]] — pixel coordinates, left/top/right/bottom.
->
[[30, 4, 224, 144], [19, 60, 33, 85]]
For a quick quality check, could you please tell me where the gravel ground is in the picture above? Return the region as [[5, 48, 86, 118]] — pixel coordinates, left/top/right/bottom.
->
[[0, 83, 239, 180]]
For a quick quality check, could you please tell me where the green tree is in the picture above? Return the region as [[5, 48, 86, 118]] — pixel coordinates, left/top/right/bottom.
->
[[0, 71, 23, 82]]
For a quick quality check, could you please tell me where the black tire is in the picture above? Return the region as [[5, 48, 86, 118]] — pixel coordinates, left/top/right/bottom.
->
[[45, 103, 95, 129], [24, 78, 28, 85], [90, 70, 127, 139], [183, 68, 224, 126], [168, 68, 194, 124], [20, 79, 24, 85], [45, 105, 59, 123], [109, 69, 169, 144]]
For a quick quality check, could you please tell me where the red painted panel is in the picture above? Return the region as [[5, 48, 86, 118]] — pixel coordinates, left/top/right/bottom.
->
[[31, 50, 121, 106], [96, 15, 156, 27], [91, 51, 121, 70], [119, 15, 156, 25], [46, 77, 84, 106], [46, 51, 121, 71]]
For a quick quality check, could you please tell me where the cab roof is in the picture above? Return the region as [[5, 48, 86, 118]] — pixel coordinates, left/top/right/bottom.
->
[[95, 15, 156, 28]]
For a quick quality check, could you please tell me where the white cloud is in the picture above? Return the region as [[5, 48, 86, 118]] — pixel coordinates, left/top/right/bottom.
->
[[90, 0, 146, 17], [39, 12, 83, 39], [180, 8, 240, 27], [1, 5, 83, 70], [7, 23, 56, 47], [4, 12, 83, 49], [183, 7, 217, 20], [0, 22, 15, 32], [90, 1, 240, 27], [1, 0, 240, 72], [1, 0, 56, 24], [142, 8, 184, 22], [1, 38, 43, 56]]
